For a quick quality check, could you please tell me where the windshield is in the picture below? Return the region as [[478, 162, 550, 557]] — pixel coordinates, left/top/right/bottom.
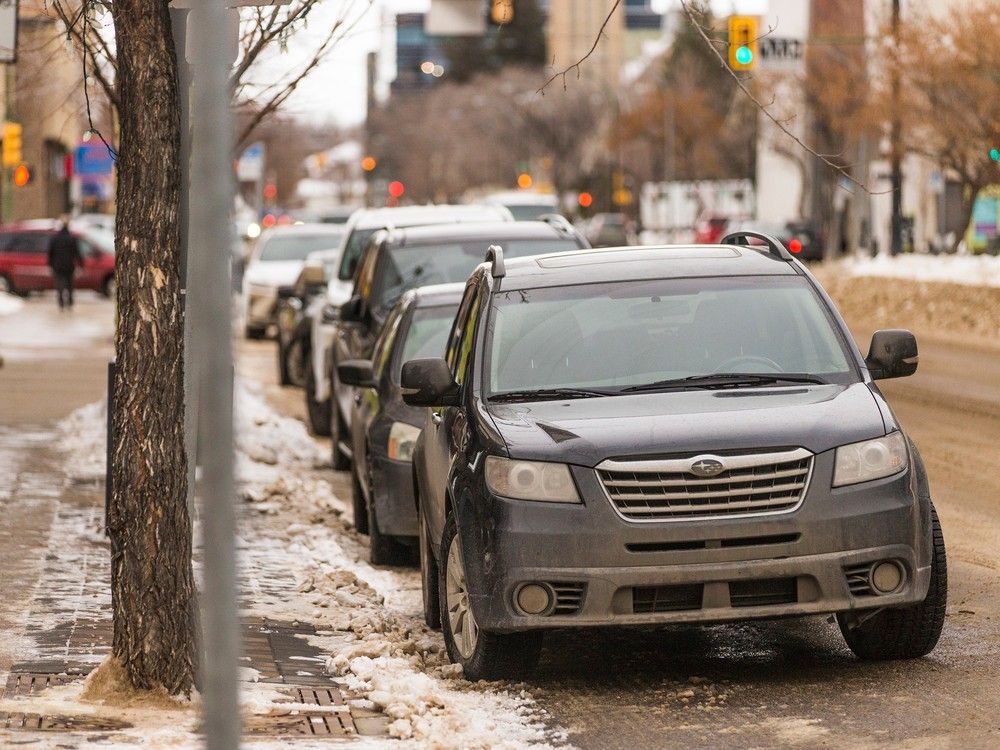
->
[[258, 234, 343, 262], [374, 238, 579, 311], [397, 305, 458, 378], [338, 228, 379, 281], [487, 276, 856, 396]]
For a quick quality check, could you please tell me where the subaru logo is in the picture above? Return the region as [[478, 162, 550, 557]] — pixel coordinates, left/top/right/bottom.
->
[[689, 457, 726, 477]]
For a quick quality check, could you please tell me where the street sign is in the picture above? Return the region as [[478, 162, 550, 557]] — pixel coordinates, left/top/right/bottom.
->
[[0, 0, 17, 64], [237, 142, 264, 182], [759, 37, 804, 67], [728, 16, 758, 71]]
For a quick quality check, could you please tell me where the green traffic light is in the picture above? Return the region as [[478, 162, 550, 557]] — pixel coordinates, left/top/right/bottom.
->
[[735, 45, 753, 65], [991, 147, 1000, 162]]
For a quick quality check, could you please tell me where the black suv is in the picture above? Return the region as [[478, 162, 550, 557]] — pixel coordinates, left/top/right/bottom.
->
[[327, 219, 589, 471], [403, 233, 945, 680]]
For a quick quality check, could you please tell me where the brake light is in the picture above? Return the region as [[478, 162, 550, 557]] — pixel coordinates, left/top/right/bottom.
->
[[788, 239, 802, 254]]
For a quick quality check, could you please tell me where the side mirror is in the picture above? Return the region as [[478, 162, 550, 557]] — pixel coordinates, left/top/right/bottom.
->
[[338, 359, 375, 388], [401, 358, 460, 407], [299, 263, 327, 296], [866, 329, 918, 380], [340, 295, 365, 324]]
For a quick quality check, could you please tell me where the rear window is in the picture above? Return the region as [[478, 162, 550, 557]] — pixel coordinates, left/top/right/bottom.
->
[[258, 234, 342, 262], [373, 237, 579, 311]]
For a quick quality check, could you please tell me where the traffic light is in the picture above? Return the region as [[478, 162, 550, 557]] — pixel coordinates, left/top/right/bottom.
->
[[491, 0, 513, 24], [12, 164, 31, 187], [388, 180, 405, 198], [578, 192, 593, 208], [361, 155, 377, 172], [516, 172, 533, 189], [990, 147, 1000, 162], [728, 16, 758, 71], [3, 122, 23, 168]]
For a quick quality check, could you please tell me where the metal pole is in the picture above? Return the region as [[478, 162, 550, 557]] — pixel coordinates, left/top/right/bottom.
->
[[889, 0, 903, 256], [188, 2, 239, 748]]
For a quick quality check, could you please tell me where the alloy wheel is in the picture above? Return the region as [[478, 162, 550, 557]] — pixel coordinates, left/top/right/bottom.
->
[[445, 535, 478, 659]]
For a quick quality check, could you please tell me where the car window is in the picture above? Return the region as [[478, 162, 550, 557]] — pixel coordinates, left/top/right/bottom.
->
[[446, 286, 481, 387], [445, 283, 478, 381], [372, 237, 580, 313], [372, 303, 404, 380], [338, 227, 378, 281], [0, 232, 13, 252], [396, 304, 459, 379], [12, 233, 51, 253], [257, 234, 341, 262], [354, 236, 382, 303], [486, 276, 857, 394]]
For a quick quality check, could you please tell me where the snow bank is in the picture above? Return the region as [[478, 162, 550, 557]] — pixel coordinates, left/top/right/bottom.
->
[[57, 398, 107, 482], [0, 290, 23, 315], [843, 253, 1000, 288]]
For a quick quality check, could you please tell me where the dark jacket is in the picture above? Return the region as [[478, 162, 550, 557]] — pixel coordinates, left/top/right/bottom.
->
[[48, 227, 83, 275]]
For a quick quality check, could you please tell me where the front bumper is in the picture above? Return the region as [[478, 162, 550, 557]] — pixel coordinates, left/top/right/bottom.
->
[[372, 454, 418, 537], [457, 452, 932, 633]]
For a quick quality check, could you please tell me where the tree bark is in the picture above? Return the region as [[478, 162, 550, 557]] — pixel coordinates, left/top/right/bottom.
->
[[108, 0, 196, 696]]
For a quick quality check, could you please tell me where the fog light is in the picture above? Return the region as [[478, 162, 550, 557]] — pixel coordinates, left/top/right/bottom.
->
[[515, 583, 553, 616], [871, 561, 904, 594]]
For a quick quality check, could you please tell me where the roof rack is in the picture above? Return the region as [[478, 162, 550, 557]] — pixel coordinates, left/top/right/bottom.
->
[[486, 244, 505, 280], [538, 213, 575, 234], [720, 231, 794, 261]]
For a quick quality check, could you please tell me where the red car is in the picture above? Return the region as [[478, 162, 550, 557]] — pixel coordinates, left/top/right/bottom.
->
[[0, 222, 116, 297]]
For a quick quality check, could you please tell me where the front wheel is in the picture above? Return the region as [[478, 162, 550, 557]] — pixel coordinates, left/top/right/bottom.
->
[[419, 501, 441, 630], [351, 463, 369, 535], [329, 389, 351, 471], [304, 365, 331, 436], [838, 504, 947, 660], [439, 514, 542, 681], [100, 274, 115, 299]]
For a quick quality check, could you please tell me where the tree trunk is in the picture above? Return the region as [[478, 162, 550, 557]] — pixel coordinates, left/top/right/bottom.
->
[[108, 0, 196, 696]]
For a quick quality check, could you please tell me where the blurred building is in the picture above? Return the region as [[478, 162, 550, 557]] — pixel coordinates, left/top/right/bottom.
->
[[8, 2, 87, 221], [545, 0, 625, 88], [391, 13, 447, 94]]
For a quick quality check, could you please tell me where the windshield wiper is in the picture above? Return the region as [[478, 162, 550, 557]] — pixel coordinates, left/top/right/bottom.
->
[[621, 373, 828, 393], [489, 387, 619, 403]]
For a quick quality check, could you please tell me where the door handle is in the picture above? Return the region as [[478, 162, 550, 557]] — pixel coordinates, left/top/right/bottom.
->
[[431, 411, 443, 426]]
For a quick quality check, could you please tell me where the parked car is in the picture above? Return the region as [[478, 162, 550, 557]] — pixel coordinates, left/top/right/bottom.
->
[[241, 224, 345, 339], [0, 222, 115, 296], [693, 212, 732, 244], [304, 204, 513, 436], [483, 191, 560, 221], [727, 219, 824, 262], [328, 218, 590, 472], [275, 248, 341, 387], [403, 232, 945, 680], [337, 283, 464, 564], [583, 212, 638, 247]]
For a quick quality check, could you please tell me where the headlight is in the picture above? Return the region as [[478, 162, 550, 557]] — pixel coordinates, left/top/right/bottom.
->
[[484, 456, 580, 503], [387, 422, 421, 462], [833, 432, 908, 487]]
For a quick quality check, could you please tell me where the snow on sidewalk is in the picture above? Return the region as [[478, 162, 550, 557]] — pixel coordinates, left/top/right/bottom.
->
[[43, 377, 564, 749], [0, 290, 23, 316], [841, 253, 1000, 288]]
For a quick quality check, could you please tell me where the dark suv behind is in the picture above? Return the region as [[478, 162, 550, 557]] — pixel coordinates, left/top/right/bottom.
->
[[403, 234, 945, 680], [327, 218, 589, 471]]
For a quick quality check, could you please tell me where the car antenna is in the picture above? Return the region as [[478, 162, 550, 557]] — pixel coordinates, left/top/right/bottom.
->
[[486, 245, 505, 287]]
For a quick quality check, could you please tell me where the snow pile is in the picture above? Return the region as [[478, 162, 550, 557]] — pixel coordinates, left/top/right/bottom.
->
[[57, 398, 107, 482], [0, 290, 23, 315], [843, 253, 1000, 288]]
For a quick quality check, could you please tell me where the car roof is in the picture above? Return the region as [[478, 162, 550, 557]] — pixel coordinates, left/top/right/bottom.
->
[[351, 204, 511, 230], [386, 220, 577, 247], [406, 282, 466, 308], [485, 191, 559, 206], [486, 244, 800, 290], [258, 223, 345, 240]]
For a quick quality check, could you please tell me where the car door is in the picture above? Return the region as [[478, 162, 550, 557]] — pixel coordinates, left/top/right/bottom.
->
[[75, 237, 104, 290], [10, 232, 52, 290], [423, 281, 481, 541], [334, 236, 382, 429]]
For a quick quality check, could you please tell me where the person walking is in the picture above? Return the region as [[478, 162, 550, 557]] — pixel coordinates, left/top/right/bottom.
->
[[47, 219, 83, 310]]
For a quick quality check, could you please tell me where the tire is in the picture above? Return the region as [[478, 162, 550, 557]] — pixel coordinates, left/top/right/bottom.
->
[[351, 463, 369, 535], [439, 514, 542, 681], [100, 274, 115, 299], [367, 477, 410, 566], [329, 389, 351, 471], [304, 365, 332, 436], [277, 336, 291, 386], [838, 504, 947, 660], [245, 324, 266, 340], [419, 496, 442, 630]]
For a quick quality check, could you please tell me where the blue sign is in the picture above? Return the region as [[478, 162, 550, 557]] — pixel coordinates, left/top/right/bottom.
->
[[74, 141, 116, 177]]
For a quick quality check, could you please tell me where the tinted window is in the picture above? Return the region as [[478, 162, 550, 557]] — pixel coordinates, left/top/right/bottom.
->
[[397, 304, 459, 378], [338, 228, 378, 281], [487, 276, 856, 394], [373, 238, 579, 311], [258, 234, 342, 262], [372, 304, 404, 380], [9, 233, 52, 253]]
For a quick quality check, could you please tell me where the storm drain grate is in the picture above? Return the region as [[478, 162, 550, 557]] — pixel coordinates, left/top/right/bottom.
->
[[1, 711, 131, 731], [281, 685, 349, 707], [4, 672, 84, 698], [245, 710, 355, 736]]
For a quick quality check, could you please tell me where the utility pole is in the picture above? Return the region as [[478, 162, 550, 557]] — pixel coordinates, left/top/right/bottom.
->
[[889, 0, 903, 256]]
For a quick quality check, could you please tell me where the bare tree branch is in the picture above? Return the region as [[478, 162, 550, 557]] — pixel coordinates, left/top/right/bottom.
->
[[537, 0, 623, 93]]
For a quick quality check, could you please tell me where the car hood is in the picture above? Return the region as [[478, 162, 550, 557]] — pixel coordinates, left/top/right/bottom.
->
[[244, 260, 303, 287], [487, 383, 886, 466]]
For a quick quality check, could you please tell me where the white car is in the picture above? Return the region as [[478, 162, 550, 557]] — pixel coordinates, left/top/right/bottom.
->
[[484, 190, 560, 221], [304, 203, 513, 435], [242, 224, 345, 339]]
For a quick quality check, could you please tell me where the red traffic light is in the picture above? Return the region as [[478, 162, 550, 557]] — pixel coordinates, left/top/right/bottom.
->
[[388, 180, 405, 198], [263, 183, 278, 200], [13, 164, 30, 187], [788, 238, 802, 254], [578, 191, 593, 208]]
